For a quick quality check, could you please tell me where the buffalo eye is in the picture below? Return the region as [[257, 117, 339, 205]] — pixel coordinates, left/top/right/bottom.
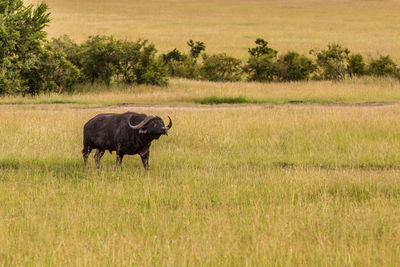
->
[[139, 127, 147, 134]]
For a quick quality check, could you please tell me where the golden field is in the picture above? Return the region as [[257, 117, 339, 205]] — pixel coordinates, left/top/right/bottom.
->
[[25, 0, 400, 60]]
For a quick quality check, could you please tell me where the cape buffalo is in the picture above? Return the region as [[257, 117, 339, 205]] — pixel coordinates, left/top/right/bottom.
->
[[82, 112, 172, 169]]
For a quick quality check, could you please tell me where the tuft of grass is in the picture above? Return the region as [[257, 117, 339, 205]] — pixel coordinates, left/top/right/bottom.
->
[[194, 96, 253, 104]]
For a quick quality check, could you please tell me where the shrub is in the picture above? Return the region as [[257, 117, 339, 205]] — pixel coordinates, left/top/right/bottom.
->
[[160, 40, 205, 79], [51, 35, 81, 70], [165, 58, 201, 79], [117, 39, 167, 86], [78, 35, 120, 85], [244, 55, 279, 82], [347, 53, 367, 77], [310, 43, 350, 81], [277, 51, 316, 81], [368, 55, 399, 78], [200, 53, 242, 82], [29, 43, 80, 94], [243, 39, 279, 82], [160, 48, 193, 78]]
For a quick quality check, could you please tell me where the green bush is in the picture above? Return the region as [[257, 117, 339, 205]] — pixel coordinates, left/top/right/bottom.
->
[[51, 35, 82, 70], [244, 55, 279, 82], [160, 40, 205, 80], [368, 55, 399, 78], [243, 39, 279, 82], [116, 39, 167, 86], [27, 43, 80, 94], [277, 51, 316, 81], [78, 35, 119, 85], [310, 43, 350, 81], [200, 53, 242, 82], [347, 53, 367, 77], [75, 36, 167, 86], [167, 58, 201, 79]]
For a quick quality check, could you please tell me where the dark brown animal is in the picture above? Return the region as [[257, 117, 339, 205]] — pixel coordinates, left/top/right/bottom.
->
[[82, 112, 172, 169]]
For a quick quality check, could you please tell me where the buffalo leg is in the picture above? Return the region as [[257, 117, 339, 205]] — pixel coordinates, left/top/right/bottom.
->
[[82, 146, 92, 165], [94, 149, 105, 167], [140, 150, 150, 170], [116, 153, 124, 165]]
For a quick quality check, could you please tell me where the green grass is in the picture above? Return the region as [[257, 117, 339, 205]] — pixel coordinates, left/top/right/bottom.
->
[[194, 96, 253, 105], [1, 104, 400, 265]]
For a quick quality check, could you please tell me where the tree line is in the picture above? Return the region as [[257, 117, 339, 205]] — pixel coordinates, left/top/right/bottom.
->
[[1, 0, 399, 95]]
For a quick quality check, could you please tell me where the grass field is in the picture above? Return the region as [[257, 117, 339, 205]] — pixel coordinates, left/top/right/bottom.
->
[[25, 0, 400, 60], [3, 0, 400, 265], [1, 102, 400, 265]]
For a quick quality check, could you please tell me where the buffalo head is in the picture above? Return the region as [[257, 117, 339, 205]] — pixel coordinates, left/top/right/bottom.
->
[[128, 115, 172, 139]]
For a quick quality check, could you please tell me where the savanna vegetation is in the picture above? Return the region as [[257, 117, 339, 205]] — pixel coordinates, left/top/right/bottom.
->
[[1, 104, 400, 265], [1, 0, 400, 265], [2, 0, 400, 95]]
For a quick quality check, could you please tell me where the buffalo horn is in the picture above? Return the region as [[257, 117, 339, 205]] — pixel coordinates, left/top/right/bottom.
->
[[164, 116, 172, 130], [128, 115, 156, 129]]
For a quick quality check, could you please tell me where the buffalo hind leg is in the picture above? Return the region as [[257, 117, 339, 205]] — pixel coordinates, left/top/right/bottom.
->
[[140, 150, 150, 170], [94, 149, 105, 167], [82, 146, 92, 165]]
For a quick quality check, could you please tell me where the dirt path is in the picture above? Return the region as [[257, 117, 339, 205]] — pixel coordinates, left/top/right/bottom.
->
[[1, 102, 398, 112]]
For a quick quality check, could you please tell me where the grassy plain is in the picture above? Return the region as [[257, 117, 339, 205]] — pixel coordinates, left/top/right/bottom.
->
[[1, 102, 400, 265], [3, 0, 400, 265], [25, 0, 400, 60]]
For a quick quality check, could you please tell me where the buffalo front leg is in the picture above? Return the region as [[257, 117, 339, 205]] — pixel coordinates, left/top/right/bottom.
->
[[116, 153, 124, 165], [94, 149, 105, 167], [140, 150, 150, 170]]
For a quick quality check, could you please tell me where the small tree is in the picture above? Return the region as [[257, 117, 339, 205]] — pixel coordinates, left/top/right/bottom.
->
[[78, 35, 120, 85], [200, 53, 242, 82], [159, 40, 205, 79], [347, 53, 366, 77], [310, 43, 350, 81], [277, 51, 316, 81], [248, 38, 278, 58], [25, 43, 80, 94], [0, 0, 51, 94], [51, 35, 82, 69], [187, 40, 206, 60], [368, 55, 399, 78], [117, 40, 167, 86], [243, 38, 279, 82]]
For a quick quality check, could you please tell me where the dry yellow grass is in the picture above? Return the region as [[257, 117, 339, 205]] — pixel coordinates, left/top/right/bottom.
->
[[25, 0, 400, 60], [1, 104, 400, 265]]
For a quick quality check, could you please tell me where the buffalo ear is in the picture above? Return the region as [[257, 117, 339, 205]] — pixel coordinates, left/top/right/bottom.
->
[[139, 129, 147, 134]]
